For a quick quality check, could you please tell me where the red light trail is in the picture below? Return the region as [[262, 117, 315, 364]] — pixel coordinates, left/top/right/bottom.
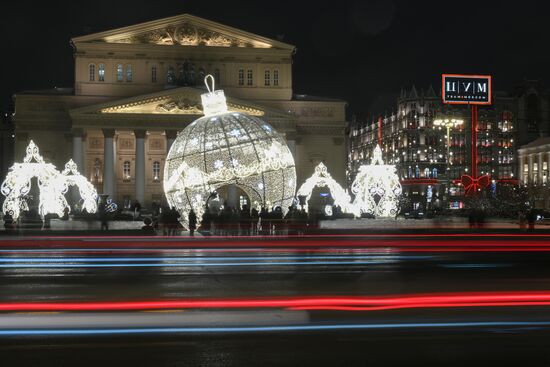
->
[[3, 291, 550, 312]]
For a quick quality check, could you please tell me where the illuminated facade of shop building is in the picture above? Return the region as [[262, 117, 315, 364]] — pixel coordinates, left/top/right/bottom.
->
[[10, 14, 347, 209], [347, 85, 532, 211]]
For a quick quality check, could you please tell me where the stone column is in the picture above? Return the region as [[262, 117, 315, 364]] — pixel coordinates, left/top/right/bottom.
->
[[539, 152, 545, 185], [134, 130, 146, 205], [102, 129, 116, 199], [165, 130, 178, 154], [519, 154, 525, 184], [528, 154, 534, 185], [72, 128, 85, 172]]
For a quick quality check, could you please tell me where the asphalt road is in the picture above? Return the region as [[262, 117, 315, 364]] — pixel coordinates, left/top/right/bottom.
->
[[2, 233, 550, 366]]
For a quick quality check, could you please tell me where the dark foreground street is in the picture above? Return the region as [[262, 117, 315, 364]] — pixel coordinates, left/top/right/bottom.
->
[[2, 233, 550, 366]]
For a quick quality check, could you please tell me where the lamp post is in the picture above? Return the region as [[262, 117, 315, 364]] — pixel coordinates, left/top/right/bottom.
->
[[433, 118, 464, 205], [433, 118, 464, 169]]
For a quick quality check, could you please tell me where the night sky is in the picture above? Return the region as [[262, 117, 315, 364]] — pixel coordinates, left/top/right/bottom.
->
[[1, 0, 548, 119]]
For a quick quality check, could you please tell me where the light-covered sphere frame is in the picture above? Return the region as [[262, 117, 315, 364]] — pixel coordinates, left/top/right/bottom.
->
[[164, 111, 296, 228]]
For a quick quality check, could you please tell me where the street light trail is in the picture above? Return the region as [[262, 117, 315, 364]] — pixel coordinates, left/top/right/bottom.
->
[[2, 321, 550, 336], [3, 291, 550, 312]]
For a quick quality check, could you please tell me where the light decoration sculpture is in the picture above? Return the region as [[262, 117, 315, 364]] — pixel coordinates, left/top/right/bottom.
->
[[296, 162, 358, 216], [60, 159, 98, 214], [351, 145, 402, 217], [164, 75, 296, 229], [1, 141, 98, 219]]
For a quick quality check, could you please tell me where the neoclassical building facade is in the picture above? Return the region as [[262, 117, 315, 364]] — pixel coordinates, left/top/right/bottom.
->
[[13, 14, 347, 208]]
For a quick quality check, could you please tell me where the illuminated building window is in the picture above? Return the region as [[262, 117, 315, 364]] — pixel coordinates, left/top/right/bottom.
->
[[424, 168, 430, 178], [98, 64, 105, 82], [247, 69, 253, 86], [214, 69, 221, 85], [126, 64, 133, 82], [123, 161, 131, 181], [433, 168, 438, 179], [89, 64, 95, 82], [152, 161, 161, 181], [524, 163, 528, 172], [116, 64, 123, 82], [264, 70, 270, 86], [151, 66, 157, 83], [273, 70, 279, 86], [238, 69, 244, 86]]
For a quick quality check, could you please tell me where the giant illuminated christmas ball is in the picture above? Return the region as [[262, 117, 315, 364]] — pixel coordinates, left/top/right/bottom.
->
[[163, 76, 296, 228]]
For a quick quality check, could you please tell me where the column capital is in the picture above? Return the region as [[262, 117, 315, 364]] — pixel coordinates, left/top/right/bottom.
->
[[71, 128, 85, 137], [165, 130, 178, 139], [102, 129, 116, 139], [134, 129, 147, 139]]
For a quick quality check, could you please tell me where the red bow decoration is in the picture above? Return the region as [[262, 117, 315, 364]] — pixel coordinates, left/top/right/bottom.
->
[[460, 174, 491, 196]]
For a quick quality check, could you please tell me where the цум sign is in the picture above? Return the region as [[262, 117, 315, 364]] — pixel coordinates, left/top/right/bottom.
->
[[442, 74, 492, 105], [442, 73, 493, 196]]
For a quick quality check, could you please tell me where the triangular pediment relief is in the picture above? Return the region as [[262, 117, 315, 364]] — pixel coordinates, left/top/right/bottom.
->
[[72, 14, 294, 50], [70, 87, 292, 120]]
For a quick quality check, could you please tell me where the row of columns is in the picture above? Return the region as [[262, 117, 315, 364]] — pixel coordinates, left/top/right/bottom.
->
[[71, 128, 297, 204], [519, 151, 550, 185], [72, 129, 178, 203]]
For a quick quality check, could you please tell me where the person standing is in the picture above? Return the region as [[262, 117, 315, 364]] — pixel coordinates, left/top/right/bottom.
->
[[188, 209, 197, 237], [528, 210, 536, 231]]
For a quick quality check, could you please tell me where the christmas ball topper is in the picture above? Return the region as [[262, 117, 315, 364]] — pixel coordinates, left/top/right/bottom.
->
[[163, 75, 297, 228]]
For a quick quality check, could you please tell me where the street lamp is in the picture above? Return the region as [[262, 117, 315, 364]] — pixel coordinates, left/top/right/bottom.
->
[[433, 118, 464, 167]]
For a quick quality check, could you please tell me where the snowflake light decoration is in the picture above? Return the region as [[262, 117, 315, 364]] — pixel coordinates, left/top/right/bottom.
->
[[164, 75, 296, 229], [351, 145, 402, 217], [1, 141, 98, 219], [296, 162, 358, 216]]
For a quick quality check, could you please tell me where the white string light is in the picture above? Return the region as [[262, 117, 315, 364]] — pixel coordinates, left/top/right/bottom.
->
[[296, 162, 358, 216], [351, 145, 402, 217], [164, 75, 297, 229], [1, 141, 98, 219]]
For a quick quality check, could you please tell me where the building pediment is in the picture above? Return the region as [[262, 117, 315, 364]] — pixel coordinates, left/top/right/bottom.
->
[[70, 87, 293, 120], [72, 14, 294, 50]]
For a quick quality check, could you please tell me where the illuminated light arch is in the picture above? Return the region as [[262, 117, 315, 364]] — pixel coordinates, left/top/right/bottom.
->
[[351, 145, 402, 218], [164, 75, 296, 229], [296, 162, 357, 215], [1, 141, 98, 220], [60, 159, 99, 214]]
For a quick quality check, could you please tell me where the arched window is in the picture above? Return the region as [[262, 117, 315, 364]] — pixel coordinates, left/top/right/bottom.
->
[[247, 69, 253, 86], [151, 65, 157, 83], [116, 64, 123, 82], [152, 161, 161, 181], [273, 69, 279, 86], [238, 69, 244, 86], [424, 168, 430, 178], [433, 168, 438, 179], [125, 64, 133, 82], [123, 161, 131, 180], [89, 64, 95, 82], [98, 64, 105, 82], [415, 167, 420, 178]]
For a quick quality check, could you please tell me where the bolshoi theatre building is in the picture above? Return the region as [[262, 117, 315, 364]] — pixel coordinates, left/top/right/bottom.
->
[[12, 14, 348, 208]]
